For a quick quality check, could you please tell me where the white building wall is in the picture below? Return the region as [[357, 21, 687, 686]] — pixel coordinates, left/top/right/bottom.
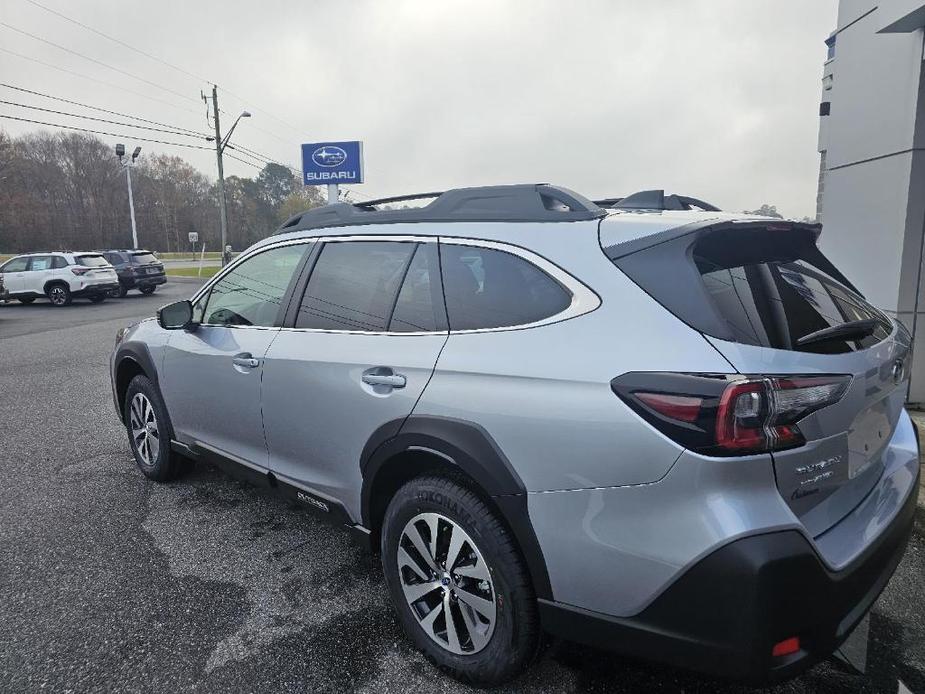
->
[[816, 0, 925, 401]]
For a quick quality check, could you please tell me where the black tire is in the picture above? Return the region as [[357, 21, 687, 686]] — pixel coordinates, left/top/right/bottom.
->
[[123, 374, 185, 481], [17, 297, 35, 304], [139, 285, 156, 295], [382, 476, 540, 686], [46, 283, 71, 306], [88, 294, 106, 303], [110, 284, 128, 298]]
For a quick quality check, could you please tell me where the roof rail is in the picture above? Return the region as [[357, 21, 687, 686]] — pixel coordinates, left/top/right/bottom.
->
[[354, 191, 445, 208], [275, 184, 604, 234], [594, 190, 720, 212]]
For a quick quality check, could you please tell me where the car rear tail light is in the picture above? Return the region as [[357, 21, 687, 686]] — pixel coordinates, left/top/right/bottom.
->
[[771, 636, 801, 657], [71, 266, 89, 275], [612, 373, 850, 456]]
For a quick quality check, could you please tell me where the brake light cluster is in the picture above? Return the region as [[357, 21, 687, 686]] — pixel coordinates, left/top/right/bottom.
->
[[70, 266, 90, 276], [612, 373, 851, 456]]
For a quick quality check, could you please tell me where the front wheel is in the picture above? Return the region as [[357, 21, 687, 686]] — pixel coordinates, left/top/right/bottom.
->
[[46, 284, 71, 306], [123, 374, 185, 481], [382, 476, 540, 686], [139, 285, 156, 295]]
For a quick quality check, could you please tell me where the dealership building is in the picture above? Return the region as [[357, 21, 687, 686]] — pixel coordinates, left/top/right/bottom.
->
[[816, 0, 925, 401]]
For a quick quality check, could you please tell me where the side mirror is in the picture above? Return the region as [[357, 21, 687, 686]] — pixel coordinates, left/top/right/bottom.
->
[[157, 300, 195, 330]]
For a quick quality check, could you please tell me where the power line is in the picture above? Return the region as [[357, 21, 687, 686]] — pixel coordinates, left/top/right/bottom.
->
[[224, 152, 265, 170], [0, 47, 204, 119], [0, 99, 208, 139], [0, 114, 213, 150], [0, 83, 207, 137], [18, 0, 307, 143], [0, 21, 200, 106], [22, 0, 210, 86]]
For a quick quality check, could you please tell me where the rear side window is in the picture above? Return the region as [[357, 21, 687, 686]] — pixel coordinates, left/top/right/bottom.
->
[[390, 243, 445, 332], [296, 241, 417, 331], [440, 244, 572, 330], [28, 256, 53, 271], [52, 256, 68, 269], [75, 254, 109, 267], [612, 226, 891, 353]]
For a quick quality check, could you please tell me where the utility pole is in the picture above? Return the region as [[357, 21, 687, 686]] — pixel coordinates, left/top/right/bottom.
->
[[206, 85, 251, 266], [211, 86, 229, 266]]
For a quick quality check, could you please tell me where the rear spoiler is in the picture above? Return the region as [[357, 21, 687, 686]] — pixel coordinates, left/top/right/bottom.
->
[[601, 219, 860, 297]]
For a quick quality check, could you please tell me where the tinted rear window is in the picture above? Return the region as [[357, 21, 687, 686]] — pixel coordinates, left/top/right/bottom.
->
[[612, 226, 892, 353], [76, 254, 109, 267], [131, 252, 158, 265]]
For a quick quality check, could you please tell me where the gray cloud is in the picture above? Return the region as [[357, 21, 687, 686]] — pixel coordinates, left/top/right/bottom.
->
[[0, 0, 836, 217]]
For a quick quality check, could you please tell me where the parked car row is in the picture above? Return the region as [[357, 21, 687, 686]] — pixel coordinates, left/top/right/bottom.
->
[[0, 249, 166, 306]]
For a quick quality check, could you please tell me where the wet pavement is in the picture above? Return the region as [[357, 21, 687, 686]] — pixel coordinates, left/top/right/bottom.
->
[[1, 288, 923, 693]]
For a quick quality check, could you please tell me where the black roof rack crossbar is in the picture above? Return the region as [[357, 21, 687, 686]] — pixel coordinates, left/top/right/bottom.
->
[[596, 190, 721, 212], [274, 183, 605, 234], [354, 192, 445, 208]]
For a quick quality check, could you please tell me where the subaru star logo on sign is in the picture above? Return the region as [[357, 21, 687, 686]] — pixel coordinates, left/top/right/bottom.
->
[[301, 141, 363, 184]]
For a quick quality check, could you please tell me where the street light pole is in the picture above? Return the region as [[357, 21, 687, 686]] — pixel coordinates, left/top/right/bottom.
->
[[125, 163, 138, 249], [208, 85, 251, 266], [116, 144, 142, 248]]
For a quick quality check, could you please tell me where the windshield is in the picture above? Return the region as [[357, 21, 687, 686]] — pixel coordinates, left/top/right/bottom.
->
[[75, 254, 110, 268], [131, 252, 158, 265]]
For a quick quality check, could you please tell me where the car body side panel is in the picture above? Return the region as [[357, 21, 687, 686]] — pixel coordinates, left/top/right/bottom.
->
[[527, 448, 796, 616], [261, 330, 447, 521], [413, 226, 734, 492]]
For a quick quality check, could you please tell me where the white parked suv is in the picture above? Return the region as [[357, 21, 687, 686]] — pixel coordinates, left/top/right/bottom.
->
[[0, 252, 120, 305]]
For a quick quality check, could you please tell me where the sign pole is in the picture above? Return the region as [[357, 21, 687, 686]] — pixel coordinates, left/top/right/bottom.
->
[[327, 183, 339, 205]]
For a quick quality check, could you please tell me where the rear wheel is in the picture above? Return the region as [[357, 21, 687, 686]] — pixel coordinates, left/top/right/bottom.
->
[[46, 284, 71, 306], [382, 476, 539, 685], [123, 374, 185, 481], [139, 285, 156, 295], [17, 297, 35, 304]]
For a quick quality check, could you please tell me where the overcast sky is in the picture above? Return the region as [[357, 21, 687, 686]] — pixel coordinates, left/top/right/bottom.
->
[[0, 0, 836, 218]]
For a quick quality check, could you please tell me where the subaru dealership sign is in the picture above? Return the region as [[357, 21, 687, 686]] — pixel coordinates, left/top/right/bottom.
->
[[301, 141, 364, 185]]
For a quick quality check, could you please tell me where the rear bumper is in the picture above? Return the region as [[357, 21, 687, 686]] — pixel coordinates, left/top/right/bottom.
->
[[539, 462, 919, 683], [73, 282, 120, 297], [121, 272, 166, 288]]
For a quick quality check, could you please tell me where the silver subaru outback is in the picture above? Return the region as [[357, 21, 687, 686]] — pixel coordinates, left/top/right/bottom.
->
[[110, 185, 919, 685]]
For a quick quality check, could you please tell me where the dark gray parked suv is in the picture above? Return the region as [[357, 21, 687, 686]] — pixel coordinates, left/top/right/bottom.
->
[[109, 185, 919, 685], [100, 249, 166, 297]]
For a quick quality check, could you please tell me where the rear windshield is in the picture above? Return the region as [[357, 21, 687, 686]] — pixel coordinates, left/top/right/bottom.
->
[[131, 252, 158, 265], [75, 254, 110, 268], [611, 226, 892, 353]]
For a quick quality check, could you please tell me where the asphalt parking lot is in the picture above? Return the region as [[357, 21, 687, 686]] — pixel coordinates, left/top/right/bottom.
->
[[1, 282, 923, 693]]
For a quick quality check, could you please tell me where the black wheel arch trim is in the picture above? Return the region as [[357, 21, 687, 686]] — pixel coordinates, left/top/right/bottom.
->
[[360, 414, 553, 600], [113, 341, 160, 417]]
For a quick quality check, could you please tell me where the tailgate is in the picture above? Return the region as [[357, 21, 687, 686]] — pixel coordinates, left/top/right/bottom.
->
[[706, 328, 910, 536]]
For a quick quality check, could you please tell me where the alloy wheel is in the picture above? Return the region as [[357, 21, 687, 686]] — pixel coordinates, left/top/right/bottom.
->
[[129, 392, 160, 466], [397, 512, 496, 655], [49, 287, 67, 305]]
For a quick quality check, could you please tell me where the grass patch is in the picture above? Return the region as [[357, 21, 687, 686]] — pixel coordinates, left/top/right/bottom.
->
[[166, 266, 222, 278]]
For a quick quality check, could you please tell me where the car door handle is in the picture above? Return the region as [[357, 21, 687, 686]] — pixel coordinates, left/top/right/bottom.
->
[[362, 373, 406, 388], [232, 356, 260, 368]]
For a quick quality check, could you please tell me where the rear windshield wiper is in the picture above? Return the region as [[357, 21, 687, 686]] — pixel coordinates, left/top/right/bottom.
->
[[795, 318, 879, 348]]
